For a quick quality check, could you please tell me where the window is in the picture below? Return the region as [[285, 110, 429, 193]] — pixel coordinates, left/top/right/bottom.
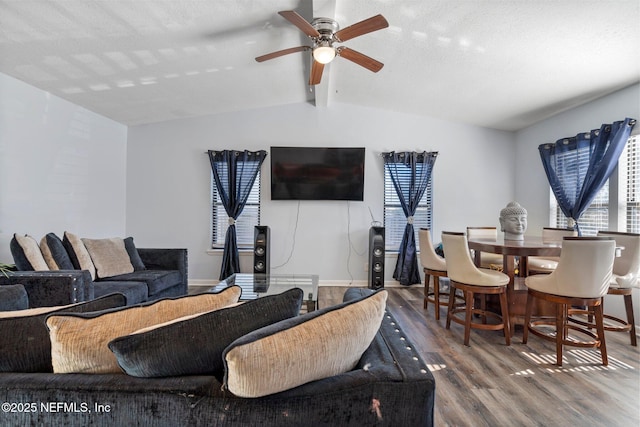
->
[[551, 134, 639, 234], [383, 165, 433, 251], [624, 135, 639, 233], [211, 170, 261, 249], [553, 182, 608, 235]]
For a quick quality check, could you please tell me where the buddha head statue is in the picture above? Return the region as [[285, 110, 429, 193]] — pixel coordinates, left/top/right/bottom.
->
[[499, 201, 528, 240]]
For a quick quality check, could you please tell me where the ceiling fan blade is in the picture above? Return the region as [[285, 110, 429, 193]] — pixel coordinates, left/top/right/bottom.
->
[[255, 46, 310, 62], [337, 47, 384, 73], [309, 60, 325, 85], [278, 10, 320, 38], [334, 14, 389, 42]]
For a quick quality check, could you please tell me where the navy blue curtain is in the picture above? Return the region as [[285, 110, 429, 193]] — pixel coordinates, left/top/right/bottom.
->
[[208, 149, 267, 280], [539, 118, 635, 235], [383, 151, 437, 285]]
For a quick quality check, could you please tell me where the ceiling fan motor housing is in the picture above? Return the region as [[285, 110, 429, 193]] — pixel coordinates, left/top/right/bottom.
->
[[311, 17, 339, 43]]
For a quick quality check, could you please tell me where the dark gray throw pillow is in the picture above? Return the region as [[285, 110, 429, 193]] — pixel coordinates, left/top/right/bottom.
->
[[0, 284, 29, 311], [40, 232, 75, 270], [0, 293, 127, 373], [124, 237, 146, 271], [108, 288, 303, 378]]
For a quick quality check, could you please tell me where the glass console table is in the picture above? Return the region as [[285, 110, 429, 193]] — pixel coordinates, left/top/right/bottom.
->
[[211, 273, 319, 312]]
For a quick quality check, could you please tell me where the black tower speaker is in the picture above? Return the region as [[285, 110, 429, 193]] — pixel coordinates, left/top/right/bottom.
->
[[253, 225, 270, 275], [368, 226, 385, 289]]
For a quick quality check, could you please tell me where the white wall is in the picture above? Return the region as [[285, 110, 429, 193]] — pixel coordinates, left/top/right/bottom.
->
[[127, 102, 515, 284], [515, 83, 640, 334], [0, 72, 128, 263]]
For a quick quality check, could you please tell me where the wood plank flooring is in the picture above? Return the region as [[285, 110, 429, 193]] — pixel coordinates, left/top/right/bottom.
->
[[320, 286, 640, 427]]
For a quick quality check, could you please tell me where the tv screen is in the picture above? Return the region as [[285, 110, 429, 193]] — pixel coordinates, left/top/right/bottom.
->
[[270, 147, 365, 201]]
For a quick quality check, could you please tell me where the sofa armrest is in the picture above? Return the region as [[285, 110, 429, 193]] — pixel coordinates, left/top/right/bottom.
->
[[0, 270, 94, 308], [137, 248, 188, 287]]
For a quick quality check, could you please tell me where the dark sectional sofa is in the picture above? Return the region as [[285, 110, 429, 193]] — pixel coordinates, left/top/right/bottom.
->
[[89, 248, 188, 304], [0, 288, 436, 426], [2, 243, 187, 307]]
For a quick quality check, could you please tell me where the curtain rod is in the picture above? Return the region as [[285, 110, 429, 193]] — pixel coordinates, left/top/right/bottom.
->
[[379, 151, 439, 157]]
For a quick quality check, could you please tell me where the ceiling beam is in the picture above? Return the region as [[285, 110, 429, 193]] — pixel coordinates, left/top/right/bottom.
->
[[310, 0, 336, 108]]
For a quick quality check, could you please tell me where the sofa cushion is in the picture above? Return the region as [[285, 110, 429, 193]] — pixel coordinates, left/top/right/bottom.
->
[[63, 231, 96, 280], [108, 288, 304, 378], [82, 237, 134, 279], [223, 289, 388, 398], [39, 233, 74, 270], [124, 237, 146, 271], [0, 284, 29, 311], [93, 281, 148, 305], [0, 293, 127, 373], [104, 270, 182, 296], [10, 234, 49, 271], [46, 286, 242, 374]]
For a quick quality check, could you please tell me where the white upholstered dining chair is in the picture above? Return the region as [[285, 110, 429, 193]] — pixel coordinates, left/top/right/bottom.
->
[[441, 231, 511, 346], [523, 237, 616, 366], [596, 231, 639, 346], [419, 228, 463, 320]]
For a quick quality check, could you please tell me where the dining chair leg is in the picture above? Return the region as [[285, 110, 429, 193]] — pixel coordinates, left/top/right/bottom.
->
[[446, 285, 456, 329], [463, 290, 474, 346], [563, 304, 570, 342], [594, 304, 608, 366], [480, 294, 487, 324], [522, 292, 534, 344], [499, 291, 511, 346], [433, 276, 441, 320], [555, 303, 565, 366], [623, 294, 637, 346], [423, 273, 431, 310]]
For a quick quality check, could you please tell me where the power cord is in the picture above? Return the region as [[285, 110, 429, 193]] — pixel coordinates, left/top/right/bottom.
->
[[346, 201, 368, 285], [271, 200, 300, 269]]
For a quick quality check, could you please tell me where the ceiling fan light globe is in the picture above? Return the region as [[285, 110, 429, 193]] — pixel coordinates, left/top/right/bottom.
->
[[313, 46, 336, 64]]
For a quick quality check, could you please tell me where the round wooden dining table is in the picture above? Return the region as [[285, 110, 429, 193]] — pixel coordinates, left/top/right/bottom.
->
[[467, 236, 562, 284]]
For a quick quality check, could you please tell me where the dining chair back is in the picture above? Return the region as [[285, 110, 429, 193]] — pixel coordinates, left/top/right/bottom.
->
[[598, 231, 640, 286], [466, 226, 497, 240], [528, 227, 577, 275], [419, 229, 446, 272], [541, 227, 578, 244], [466, 227, 504, 269], [552, 237, 615, 297]]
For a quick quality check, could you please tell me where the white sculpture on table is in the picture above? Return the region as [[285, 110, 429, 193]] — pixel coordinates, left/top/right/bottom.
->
[[499, 201, 528, 240]]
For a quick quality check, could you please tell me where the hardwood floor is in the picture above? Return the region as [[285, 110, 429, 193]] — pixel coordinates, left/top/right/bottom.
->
[[319, 286, 640, 427]]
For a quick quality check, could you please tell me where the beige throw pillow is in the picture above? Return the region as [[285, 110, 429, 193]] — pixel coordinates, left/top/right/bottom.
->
[[82, 237, 134, 279], [47, 287, 242, 374], [63, 231, 96, 280], [223, 289, 388, 398], [14, 234, 49, 271]]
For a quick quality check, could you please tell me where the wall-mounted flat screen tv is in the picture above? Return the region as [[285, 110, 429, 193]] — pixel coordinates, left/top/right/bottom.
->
[[270, 147, 365, 201]]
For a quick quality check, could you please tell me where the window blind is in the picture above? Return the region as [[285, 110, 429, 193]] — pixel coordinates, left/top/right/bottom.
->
[[625, 135, 639, 233], [211, 170, 261, 248], [383, 164, 433, 251], [554, 182, 608, 236]]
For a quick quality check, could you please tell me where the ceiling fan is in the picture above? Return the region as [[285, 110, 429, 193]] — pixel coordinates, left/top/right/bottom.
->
[[255, 10, 389, 85]]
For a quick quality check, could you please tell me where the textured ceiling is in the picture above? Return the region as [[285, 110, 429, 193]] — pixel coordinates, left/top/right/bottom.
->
[[0, 0, 638, 131]]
